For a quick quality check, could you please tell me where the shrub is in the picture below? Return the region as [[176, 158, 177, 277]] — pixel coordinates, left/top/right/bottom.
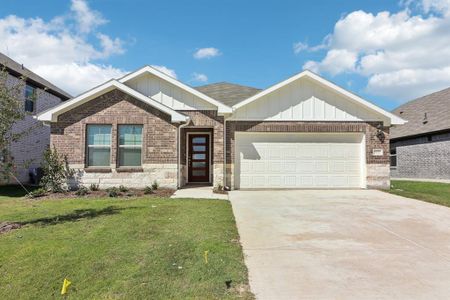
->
[[106, 187, 120, 198], [75, 186, 89, 196], [89, 183, 100, 191], [40, 147, 75, 193], [144, 186, 153, 194], [119, 185, 129, 193], [151, 180, 159, 190], [28, 188, 47, 198]]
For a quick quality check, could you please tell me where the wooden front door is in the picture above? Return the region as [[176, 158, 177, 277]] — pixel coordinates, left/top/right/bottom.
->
[[188, 134, 210, 183]]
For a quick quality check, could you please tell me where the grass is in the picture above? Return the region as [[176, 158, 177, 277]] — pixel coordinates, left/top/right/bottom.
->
[[0, 186, 253, 299], [389, 180, 450, 208]]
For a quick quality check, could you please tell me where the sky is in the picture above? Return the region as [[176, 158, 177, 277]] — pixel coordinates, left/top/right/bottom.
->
[[1, 0, 450, 110]]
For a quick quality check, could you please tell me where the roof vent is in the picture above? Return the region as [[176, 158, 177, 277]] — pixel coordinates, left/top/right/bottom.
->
[[423, 112, 428, 124]]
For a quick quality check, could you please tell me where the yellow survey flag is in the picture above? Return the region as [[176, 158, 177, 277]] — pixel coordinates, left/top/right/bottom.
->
[[204, 250, 209, 264], [61, 278, 71, 295]]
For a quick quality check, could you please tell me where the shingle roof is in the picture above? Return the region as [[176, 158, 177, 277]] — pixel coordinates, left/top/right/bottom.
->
[[195, 82, 261, 107], [0, 52, 71, 100], [391, 87, 450, 139]]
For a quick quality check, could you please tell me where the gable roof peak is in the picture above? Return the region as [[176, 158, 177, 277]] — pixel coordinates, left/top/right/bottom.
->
[[119, 65, 232, 114], [232, 69, 406, 126]]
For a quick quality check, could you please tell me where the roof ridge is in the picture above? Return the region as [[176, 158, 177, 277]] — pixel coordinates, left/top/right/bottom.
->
[[196, 81, 261, 90]]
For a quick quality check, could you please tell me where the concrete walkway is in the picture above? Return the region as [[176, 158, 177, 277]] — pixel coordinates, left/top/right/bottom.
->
[[171, 186, 228, 200], [230, 189, 450, 300]]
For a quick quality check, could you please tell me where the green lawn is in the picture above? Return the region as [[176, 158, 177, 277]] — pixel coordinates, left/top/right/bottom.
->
[[0, 186, 253, 299], [389, 180, 450, 207]]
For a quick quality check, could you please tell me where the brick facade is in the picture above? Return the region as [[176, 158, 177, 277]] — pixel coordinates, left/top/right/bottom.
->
[[178, 110, 224, 187], [391, 131, 450, 180], [6, 74, 62, 184], [225, 121, 390, 189], [51, 89, 179, 188]]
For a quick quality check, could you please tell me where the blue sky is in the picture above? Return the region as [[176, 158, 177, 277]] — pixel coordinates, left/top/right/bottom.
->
[[2, 0, 450, 110]]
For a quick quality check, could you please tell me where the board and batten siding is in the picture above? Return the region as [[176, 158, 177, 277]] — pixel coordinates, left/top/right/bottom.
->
[[231, 78, 387, 122], [125, 74, 216, 111]]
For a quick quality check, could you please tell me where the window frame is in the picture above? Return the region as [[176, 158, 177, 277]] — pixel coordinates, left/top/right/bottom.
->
[[24, 84, 36, 113], [85, 124, 112, 168], [117, 124, 143, 167], [390, 148, 397, 169]]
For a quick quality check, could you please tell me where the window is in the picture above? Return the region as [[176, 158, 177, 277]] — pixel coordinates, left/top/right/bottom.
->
[[390, 148, 397, 168], [86, 125, 112, 167], [24, 84, 36, 113], [118, 125, 143, 167]]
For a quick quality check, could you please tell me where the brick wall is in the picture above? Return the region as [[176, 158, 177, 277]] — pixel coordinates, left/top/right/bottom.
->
[[225, 121, 390, 189], [178, 110, 224, 186], [391, 132, 450, 179], [51, 89, 178, 165], [50, 89, 179, 188], [7, 74, 62, 184]]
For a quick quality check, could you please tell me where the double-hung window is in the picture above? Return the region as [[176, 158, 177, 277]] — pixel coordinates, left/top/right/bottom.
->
[[118, 125, 143, 167], [390, 148, 397, 168], [87, 125, 112, 167], [24, 84, 36, 113]]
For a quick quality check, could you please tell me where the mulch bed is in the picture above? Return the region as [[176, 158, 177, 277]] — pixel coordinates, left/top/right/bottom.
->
[[213, 189, 228, 195], [33, 188, 175, 200]]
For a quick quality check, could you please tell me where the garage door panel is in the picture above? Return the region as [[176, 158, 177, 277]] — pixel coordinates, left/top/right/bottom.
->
[[284, 162, 297, 173], [298, 161, 314, 172], [299, 176, 314, 186], [268, 161, 283, 172], [315, 162, 329, 173], [235, 133, 363, 189], [330, 161, 346, 173]]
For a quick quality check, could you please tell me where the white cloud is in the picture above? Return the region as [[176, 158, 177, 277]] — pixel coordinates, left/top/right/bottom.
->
[[34, 63, 126, 97], [0, 0, 127, 96], [293, 42, 308, 54], [420, 0, 450, 15], [191, 72, 208, 83], [70, 0, 107, 33], [301, 0, 450, 101], [151, 65, 177, 79], [304, 49, 357, 75], [193, 47, 221, 59]]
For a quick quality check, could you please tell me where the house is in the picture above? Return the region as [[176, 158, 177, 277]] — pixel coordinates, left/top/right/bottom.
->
[[37, 66, 405, 190], [0, 52, 71, 184], [390, 87, 450, 180]]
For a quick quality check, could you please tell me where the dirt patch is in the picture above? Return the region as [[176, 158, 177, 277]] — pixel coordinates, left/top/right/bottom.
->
[[0, 222, 22, 234]]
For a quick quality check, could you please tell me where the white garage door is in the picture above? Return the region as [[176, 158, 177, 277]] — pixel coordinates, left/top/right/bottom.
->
[[235, 132, 365, 189]]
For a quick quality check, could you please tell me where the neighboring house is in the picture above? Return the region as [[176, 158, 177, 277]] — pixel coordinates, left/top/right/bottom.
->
[[37, 66, 404, 190], [391, 87, 450, 180], [0, 52, 71, 184]]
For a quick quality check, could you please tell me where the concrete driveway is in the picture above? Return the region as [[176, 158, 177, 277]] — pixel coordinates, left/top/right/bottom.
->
[[229, 190, 450, 300]]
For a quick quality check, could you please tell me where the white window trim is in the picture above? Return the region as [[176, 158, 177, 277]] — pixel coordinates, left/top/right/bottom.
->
[[86, 125, 112, 168], [118, 125, 143, 167]]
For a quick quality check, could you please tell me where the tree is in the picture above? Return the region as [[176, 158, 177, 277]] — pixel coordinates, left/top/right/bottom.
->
[[0, 66, 33, 182], [40, 147, 75, 193]]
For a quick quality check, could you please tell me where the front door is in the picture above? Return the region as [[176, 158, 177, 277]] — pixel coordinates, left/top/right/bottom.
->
[[188, 134, 210, 183]]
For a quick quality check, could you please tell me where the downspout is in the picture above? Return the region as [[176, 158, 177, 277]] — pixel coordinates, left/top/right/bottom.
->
[[177, 117, 190, 189], [223, 114, 231, 190]]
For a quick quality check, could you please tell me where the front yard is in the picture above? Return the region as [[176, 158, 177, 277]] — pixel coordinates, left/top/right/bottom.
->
[[390, 180, 450, 208], [0, 186, 252, 299]]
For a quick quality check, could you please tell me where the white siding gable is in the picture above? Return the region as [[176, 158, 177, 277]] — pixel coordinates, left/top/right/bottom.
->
[[125, 74, 216, 110], [231, 77, 387, 122]]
